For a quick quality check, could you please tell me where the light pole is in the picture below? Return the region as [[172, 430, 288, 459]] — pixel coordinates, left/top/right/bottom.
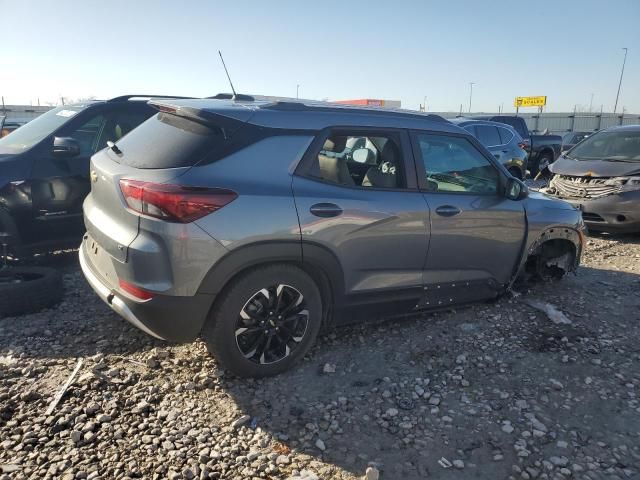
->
[[613, 48, 628, 114], [296, 84, 300, 99], [468, 82, 475, 113], [589, 93, 594, 112]]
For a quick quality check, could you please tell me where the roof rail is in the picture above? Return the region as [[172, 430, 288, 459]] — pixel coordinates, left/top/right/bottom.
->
[[207, 93, 255, 102], [264, 100, 448, 122], [108, 95, 194, 103]]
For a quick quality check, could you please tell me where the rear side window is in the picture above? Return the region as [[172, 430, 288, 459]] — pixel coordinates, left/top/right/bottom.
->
[[113, 113, 225, 169], [497, 126, 514, 145], [475, 125, 501, 147], [309, 131, 405, 189]]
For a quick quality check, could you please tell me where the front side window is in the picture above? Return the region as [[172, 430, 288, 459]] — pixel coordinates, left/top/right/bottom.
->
[[415, 133, 498, 194], [66, 114, 106, 156], [311, 131, 404, 188], [475, 125, 501, 147], [96, 109, 154, 152]]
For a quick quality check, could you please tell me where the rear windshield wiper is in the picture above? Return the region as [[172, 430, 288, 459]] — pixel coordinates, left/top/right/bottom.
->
[[107, 141, 123, 155]]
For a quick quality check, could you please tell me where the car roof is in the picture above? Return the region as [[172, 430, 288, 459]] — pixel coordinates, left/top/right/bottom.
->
[[449, 117, 517, 129], [149, 97, 464, 133], [606, 124, 640, 132]]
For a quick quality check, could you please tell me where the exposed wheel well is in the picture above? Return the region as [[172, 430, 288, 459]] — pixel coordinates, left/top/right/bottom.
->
[[525, 238, 577, 280]]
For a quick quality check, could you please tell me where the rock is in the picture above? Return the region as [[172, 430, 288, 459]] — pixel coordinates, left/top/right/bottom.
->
[[276, 455, 290, 465], [385, 408, 398, 417], [322, 363, 336, 374], [70, 430, 82, 443], [365, 466, 380, 480], [96, 414, 111, 423], [429, 396, 441, 406], [550, 379, 564, 390], [453, 459, 465, 469], [550, 456, 569, 467], [315, 438, 326, 451], [502, 423, 514, 434], [231, 414, 251, 429]]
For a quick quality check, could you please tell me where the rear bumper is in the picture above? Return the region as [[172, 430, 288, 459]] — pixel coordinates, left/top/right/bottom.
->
[[79, 238, 214, 342], [560, 191, 640, 233]]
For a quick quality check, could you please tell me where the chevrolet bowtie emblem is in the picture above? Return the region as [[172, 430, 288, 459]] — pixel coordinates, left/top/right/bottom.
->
[[90, 170, 98, 183]]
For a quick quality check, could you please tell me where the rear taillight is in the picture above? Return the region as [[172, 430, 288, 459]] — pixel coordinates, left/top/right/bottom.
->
[[119, 279, 155, 301], [119, 179, 237, 223], [518, 142, 527, 149]]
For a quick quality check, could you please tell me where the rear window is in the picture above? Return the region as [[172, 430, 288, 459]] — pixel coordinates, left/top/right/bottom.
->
[[113, 113, 225, 169]]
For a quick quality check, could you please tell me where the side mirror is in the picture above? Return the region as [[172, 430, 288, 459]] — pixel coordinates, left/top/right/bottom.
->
[[52, 137, 80, 158], [505, 177, 528, 201]]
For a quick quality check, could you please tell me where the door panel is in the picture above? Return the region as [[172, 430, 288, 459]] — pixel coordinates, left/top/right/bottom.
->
[[411, 131, 526, 299], [293, 176, 430, 296]]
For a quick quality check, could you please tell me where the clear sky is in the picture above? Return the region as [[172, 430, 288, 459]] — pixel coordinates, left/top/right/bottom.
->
[[2, 0, 639, 113]]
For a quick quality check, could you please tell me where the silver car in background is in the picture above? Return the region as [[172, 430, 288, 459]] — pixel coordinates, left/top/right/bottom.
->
[[80, 96, 584, 377]]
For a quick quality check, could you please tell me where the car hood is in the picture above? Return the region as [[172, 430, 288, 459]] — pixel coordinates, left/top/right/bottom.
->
[[525, 190, 576, 211], [550, 155, 640, 177]]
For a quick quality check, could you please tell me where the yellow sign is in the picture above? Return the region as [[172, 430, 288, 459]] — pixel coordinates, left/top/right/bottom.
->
[[514, 96, 547, 107]]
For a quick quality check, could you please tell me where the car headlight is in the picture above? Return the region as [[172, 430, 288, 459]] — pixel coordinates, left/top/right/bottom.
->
[[603, 176, 640, 191]]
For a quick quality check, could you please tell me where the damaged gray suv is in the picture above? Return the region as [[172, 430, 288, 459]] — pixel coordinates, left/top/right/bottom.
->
[[80, 97, 584, 377]]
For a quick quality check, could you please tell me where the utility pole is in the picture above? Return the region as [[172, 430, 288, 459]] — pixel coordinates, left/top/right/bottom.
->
[[613, 47, 628, 114], [589, 93, 594, 112], [468, 82, 475, 113], [296, 84, 300, 99]]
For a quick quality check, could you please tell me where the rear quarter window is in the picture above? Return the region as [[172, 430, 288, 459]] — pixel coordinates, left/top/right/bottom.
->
[[112, 113, 225, 169]]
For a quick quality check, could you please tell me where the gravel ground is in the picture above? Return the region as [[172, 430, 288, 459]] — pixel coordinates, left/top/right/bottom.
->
[[1, 233, 640, 480]]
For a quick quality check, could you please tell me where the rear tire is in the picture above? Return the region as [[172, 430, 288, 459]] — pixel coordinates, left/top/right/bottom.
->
[[0, 267, 63, 317], [202, 264, 323, 377]]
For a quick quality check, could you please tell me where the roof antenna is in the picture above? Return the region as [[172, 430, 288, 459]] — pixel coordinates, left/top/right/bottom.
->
[[218, 51, 237, 99]]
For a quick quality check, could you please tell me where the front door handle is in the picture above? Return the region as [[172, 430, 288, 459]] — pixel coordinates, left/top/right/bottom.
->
[[435, 205, 461, 217], [310, 203, 343, 218]]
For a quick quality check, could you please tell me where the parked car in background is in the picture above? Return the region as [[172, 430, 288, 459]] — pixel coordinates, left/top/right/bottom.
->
[[545, 125, 640, 233], [449, 118, 527, 179], [0, 116, 26, 138], [0, 95, 189, 256], [79, 96, 583, 377], [473, 115, 562, 175], [561, 131, 592, 154]]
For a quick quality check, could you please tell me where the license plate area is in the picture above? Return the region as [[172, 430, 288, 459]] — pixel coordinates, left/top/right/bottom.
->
[[85, 235, 118, 290]]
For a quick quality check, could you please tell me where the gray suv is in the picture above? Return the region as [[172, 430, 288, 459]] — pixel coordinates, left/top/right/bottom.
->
[[80, 97, 584, 377]]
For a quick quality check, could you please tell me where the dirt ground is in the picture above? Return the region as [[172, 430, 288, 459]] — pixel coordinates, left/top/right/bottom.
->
[[1, 232, 639, 480]]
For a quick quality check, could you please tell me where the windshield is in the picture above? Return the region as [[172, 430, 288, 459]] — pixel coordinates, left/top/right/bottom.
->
[[0, 105, 85, 154], [568, 130, 640, 162]]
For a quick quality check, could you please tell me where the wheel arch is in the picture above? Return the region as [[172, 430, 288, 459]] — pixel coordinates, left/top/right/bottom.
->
[[197, 240, 345, 328]]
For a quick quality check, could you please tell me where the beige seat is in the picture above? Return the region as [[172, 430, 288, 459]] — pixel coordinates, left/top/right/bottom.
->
[[318, 138, 355, 186]]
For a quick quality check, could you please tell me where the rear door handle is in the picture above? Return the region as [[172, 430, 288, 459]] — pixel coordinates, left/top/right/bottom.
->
[[435, 205, 461, 217], [310, 203, 343, 218]]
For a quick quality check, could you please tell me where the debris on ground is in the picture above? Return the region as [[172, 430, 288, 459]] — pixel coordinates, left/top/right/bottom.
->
[[522, 298, 573, 325]]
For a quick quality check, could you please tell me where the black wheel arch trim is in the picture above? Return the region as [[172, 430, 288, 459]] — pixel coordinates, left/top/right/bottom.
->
[[197, 240, 346, 304]]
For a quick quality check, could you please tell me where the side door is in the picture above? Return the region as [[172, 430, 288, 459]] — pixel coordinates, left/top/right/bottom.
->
[[292, 127, 430, 312], [410, 130, 526, 306], [29, 104, 154, 243]]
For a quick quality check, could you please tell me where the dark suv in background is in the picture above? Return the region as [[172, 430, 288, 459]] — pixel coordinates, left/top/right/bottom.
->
[[79, 96, 583, 377], [0, 95, 187, 256], [449, 118, 527, 179], [473, 115, 562, 175]]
